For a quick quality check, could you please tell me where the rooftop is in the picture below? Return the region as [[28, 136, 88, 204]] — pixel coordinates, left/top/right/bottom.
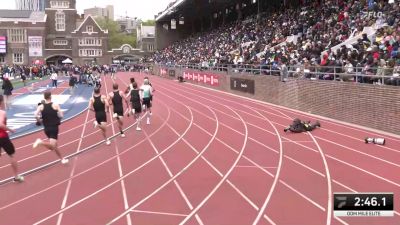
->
[[0, 10, 46, 23]]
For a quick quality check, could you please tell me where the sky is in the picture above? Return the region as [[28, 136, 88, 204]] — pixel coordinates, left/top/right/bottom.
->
[[0, 0, 173, 20]]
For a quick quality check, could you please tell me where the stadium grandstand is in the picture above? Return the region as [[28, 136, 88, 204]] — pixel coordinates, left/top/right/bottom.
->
[[152, 0, 400, 85]]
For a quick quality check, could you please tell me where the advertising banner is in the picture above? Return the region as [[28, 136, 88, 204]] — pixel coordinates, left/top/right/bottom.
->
[[230, 77, 255, 94], [0, 36, 7, 54], [183, 70, 219, 87], [28, 36, 43, 57]]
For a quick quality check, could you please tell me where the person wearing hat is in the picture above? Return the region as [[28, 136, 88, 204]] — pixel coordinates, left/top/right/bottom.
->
[[284, 118, 321, 133]]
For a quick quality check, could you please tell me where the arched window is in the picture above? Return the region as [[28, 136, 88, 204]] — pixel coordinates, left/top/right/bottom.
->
[[55, 11, 65, 31]]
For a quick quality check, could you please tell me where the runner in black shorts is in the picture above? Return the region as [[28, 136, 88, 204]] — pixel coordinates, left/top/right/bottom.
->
[[126, 82, 142, 131], [140, 78, 154, 125], [89, 88, 111, 145], [33, 91, 69, 164], [108, 83, 128, 137], [0, 95, 23, 182]]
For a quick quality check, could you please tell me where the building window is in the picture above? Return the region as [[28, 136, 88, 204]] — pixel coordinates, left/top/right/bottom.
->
[[53, 40, 68, 45], [79, 49, 102, 57], [13, 53, 23, 64], [0, 56, 4, 63], [50, 1, 70, 8], [148, 44, 154, 51], [55, 11, 66, 31], [86, 26, 94, 33], [79, 38, 102, 46], [7, 29, 27, 43]]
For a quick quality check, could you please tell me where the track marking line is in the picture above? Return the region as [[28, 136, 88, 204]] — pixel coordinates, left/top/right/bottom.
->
[[155, 92, 281, 225], [315, 135, 400, 168], [164, 110, 276, 225], [249, 109, 283, 225], [105, 76, 132, 225], [157, 89, 327, 214], [326, 154, 400, 188], [181, 80, 400, 141], [162, 83, 400, 193], [160, 78, 400, 219], [178, 105, 248, 225], [235, 165, 277, 169], [130, 209, 188, 217], [142, 107, 204, 225], [0, 99, 170, 212], [56, 109, 91, 225], [105, 106, 218, 225], [279, 180, 325, 211]]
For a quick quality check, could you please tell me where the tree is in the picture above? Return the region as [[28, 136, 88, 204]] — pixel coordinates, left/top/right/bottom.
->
[[142, 20, 155, 26], [96, 18, 137, 49]]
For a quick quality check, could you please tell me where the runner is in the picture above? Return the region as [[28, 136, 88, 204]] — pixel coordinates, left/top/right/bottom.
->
[[143, 77, 155, 115], [33, 91, 69, 164], [108, 83, 128, 137], [0, 95, 23, 182], [111, 66, 116, 80], [89, 88, 111, 145], [2, 78, 13, 110], [140, 78, 153, 125], [126, 82, 142, 131]]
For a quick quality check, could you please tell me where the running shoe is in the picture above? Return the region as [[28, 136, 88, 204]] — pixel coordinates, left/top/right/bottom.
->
[[147, 118, 150, 125], [13, 175, 24, 182], [93, 121, 98, 128], [61, 158, 69, 164], [136, 127, 142, 131], [113, 113, 118, 118], [120, 132, 126, 137], [33, 139, 42, 149], [106, 139, 111, 145]]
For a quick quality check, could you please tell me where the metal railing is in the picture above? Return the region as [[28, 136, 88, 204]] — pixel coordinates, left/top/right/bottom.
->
[[154, 63, 400, 86]]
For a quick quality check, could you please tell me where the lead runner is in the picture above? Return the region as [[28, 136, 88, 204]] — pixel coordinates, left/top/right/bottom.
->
[[108, 83, 128, 137]]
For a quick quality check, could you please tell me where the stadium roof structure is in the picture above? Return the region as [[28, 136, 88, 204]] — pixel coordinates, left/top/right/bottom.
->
[[0, 10, 46, 22], [156, 0, 240, 22], [156, 0, 187, 21]]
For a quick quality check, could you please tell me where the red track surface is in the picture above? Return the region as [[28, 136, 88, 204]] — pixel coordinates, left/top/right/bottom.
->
[[0, 72, 399, 225]]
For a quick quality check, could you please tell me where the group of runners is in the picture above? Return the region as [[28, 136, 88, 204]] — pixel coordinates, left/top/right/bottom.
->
[[0, 76, 154, 183]]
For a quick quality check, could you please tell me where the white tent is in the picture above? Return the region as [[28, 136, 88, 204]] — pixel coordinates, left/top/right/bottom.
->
[[62, 58, 73, 64]]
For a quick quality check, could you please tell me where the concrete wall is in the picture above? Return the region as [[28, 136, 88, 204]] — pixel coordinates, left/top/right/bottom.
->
[[153, 65, 400, 135]]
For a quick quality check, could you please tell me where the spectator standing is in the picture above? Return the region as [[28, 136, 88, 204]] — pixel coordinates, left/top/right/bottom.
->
[[2, 78, 13, 110], [51, 71, 58, 88]]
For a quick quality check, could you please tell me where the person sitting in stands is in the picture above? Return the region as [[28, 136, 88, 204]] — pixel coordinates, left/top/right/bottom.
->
[[284, 118, 321, 133]]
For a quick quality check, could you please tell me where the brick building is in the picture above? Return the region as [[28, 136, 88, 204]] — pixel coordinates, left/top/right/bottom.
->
[[0, 0, 114, 66]]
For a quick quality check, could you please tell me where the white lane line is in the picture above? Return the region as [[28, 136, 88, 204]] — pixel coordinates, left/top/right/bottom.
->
[[31, 108, 183, 224], [326, 154, 400, 188], [56, 109, 91, 225], [142, 107, 204, 225], [106, 76, 132, 225], [315, 135, 400, 168], [263, 214, 277, 225], [235, 166, 278, 169], [284, 155, 326, 177], [250, 109, 283, 225], [0, 109, 170, 212], [169, 81, 400, 158], [167, 79, 400, 220], [130, 209, 188, 217], [157, 89, 326, 214], [178, 105, 248, 225], [279, 180, 325, 211], [163, 108, 276, 225], [180, 80, 400, 141], [105, 105, 218, 225]]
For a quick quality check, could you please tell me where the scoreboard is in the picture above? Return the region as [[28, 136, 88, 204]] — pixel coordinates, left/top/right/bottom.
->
[[333, 193, 394, 217]]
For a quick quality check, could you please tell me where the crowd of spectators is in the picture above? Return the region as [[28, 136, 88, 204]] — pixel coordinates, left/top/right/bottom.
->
[[151, 0, 400, 85]]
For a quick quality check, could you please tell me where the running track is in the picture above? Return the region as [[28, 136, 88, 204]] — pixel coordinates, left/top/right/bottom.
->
[[0, 72, 399, 225]]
